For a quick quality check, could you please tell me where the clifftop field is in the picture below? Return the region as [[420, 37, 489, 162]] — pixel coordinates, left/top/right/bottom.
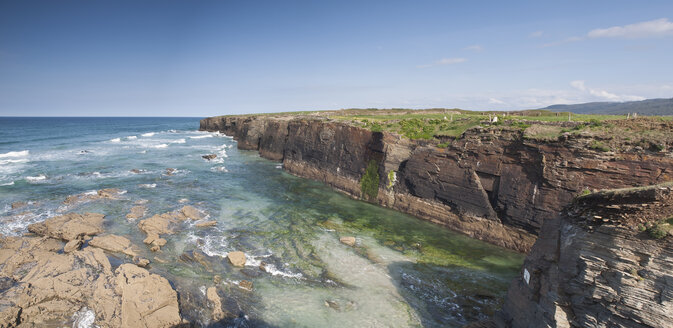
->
[[223, 108, 673, 153]]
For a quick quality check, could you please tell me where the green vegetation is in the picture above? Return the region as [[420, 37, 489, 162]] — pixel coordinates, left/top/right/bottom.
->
[[360, 160, 380, 200], [590, 140, 610, 152], [646, 217, 673, 239], [387, 170, 396, 189]]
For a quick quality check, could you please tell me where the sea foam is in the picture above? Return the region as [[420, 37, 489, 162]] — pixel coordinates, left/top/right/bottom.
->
[[141, 132, 155, 137], [0, 150, 29, 159]]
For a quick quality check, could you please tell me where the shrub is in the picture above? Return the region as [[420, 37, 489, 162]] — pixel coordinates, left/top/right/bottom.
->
[[360, 160, 380, 200], [590, 141, 610, 152]]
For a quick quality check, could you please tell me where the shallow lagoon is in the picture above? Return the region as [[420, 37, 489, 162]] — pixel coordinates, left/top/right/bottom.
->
[[0, 117, 523, 327]]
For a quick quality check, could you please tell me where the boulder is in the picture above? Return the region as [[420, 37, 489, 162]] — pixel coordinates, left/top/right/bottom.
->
[[135, 258, 150, 268], [180, 205, 204, 220], [339, 236, 356, 247], [165, 168, 177, 176], [195, 220, 217, 228], [63, 239, 83, 253], [202, 154, 217, 161], [28, 212, 104, 241], [239, 280, 253, 291], [227, 251, 246, 267], [115, 264, 182, 327], [89, 234, 138, 257], [206, 287, 225, 320]]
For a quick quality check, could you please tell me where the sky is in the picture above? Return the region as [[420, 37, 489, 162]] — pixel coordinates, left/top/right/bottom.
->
[[1, 0, 672, 116]]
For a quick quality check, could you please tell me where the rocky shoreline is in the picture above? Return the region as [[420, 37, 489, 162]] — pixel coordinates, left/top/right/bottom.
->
[[200, 115, 673, 253], [0, 188, 253, 327]]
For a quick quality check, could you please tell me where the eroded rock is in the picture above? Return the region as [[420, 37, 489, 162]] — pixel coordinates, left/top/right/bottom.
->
[[89, 234, 138, 257], [202, 154, 217, 161], [195, 220, 217, 228], [28, 212, 104, 241], [63, 188, 123, 206]]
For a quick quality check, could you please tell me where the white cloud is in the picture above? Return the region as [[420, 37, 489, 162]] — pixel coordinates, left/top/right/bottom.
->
[[588, 18, 673, 38], [488, 98, 505, 104], [570, 80, 645, 101], [541, 18, 673, 47], [417, 57, 466, 68], [463, 45, 483, 52], [529, 31, 544, 38]]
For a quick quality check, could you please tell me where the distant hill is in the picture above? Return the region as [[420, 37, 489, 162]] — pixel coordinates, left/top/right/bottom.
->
[[544, 98, 673, 116]]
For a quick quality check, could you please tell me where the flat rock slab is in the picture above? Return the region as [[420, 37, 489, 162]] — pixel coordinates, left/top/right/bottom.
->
[[227, 251, 246, 267], [89, 234, 138, 257], [28, 212, 104, 241]]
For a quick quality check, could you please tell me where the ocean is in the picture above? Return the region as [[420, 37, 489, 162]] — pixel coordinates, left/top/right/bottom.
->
[[0, 117, 523, 327]]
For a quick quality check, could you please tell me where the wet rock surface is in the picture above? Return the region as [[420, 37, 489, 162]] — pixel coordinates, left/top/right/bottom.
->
[[497, 183, 673, 327]]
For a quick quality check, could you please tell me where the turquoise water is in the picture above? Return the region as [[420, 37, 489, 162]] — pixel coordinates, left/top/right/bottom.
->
[[0, 117, 523, 327]]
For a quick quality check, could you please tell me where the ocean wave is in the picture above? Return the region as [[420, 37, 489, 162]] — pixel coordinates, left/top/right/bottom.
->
[[139, 183, 156, 189], [210, 166, 228, 173], [141, 132, 155, 137], [170, 138, 186, 144], [152, 144, 168, 149], [25, 174, 47, 182], [0, 150, 29, 159], [109, 138, 121, 143], [0, 158, 29, 165], [0, 181, 14, 186], [126, 136, 137, 140], [189, 135, 213, 139]]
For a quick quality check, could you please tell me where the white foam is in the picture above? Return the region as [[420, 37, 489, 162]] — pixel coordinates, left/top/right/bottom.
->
[[0, 150, 29, 159], [72, 307, 96, 328], [171, 138, 186, 144], [0, 181, 14, 186], [25, 174, 47, 182], [260, 263, 304, 279], [152, 144, 168, 149], [109, 138, 121, 143], [189, 135, 213, 139], [126, 136, 137, 140], [139, 183, 156, 189], [141, 132, 155, 137], [0, 158, 29, 165], [210, 166, 228, 173]]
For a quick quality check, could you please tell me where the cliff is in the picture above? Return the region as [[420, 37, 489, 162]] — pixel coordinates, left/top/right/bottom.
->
[[497, 182, 673, 327], [200, 115, 673, 252]]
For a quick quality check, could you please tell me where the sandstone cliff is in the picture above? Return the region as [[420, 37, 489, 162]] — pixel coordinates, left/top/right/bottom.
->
[[497, 183, 673, 327], [200, 115, 673, 252]]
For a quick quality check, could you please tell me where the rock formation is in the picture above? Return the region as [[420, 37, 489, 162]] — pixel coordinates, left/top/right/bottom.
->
[[200, 115, 673, 252], [0, 234, 182, 327], [497, 183, 673, 327], [27, 212, 104, 241]]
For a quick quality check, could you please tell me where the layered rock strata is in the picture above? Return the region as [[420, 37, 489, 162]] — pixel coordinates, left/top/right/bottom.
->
[[497, 183, 673, 327], [201, 115, 673, 252]]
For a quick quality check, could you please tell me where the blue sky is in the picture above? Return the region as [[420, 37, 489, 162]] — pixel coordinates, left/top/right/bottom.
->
[[1, 0, 672, 116]]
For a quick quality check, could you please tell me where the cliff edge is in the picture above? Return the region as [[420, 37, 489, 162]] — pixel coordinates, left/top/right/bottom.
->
[[200, 113, 673, 252], [497, 182, 673, 327]]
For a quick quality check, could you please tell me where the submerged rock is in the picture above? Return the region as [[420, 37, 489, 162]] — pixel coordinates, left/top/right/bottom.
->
[[227, 251, 246, 267], [339, 236, 356, 247], [239, 280, 253, 291], [126, 205, 146, 221], [195, 220, 217, 228], [63, 188, 124, 205], [137, 206, 208, 251], [10, 201, 26, 210], [164, 168, 177, 176], [28, 212, 104, 241]]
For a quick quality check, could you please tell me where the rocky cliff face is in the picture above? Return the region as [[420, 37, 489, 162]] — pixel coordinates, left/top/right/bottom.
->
[[497, 183, 673, 327], [200, 115, 673, 252]]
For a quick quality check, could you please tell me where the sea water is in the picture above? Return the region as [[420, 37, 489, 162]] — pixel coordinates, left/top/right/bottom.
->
[[0, 117, 523, 327]]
